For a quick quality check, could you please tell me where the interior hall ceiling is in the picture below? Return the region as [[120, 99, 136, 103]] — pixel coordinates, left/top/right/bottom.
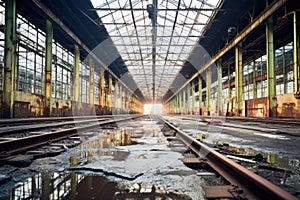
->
[[90, 0, 222, 102]]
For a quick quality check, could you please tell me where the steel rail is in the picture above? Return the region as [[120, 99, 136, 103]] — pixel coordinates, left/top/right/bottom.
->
[[182, 114, 300, 126], [162, 119, 298, 200], [0, 115, 116, 126], [0, 115, 142, 157], [0, 118, 110, 136]]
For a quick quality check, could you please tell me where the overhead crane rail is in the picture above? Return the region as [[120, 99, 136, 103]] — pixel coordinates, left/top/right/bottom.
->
[[162, 118, 298, 200]]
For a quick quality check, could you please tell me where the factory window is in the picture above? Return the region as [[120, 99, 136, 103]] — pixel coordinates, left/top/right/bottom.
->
[[255, 55, 267, 98], [52, 41, 73, 100], [16, 16, 45, 95], [274, 42, 294, 95], [80, 62, 89, 103]]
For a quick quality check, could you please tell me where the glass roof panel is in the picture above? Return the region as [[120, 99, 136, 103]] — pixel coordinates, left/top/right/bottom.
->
[[91, 0, 222, 101]]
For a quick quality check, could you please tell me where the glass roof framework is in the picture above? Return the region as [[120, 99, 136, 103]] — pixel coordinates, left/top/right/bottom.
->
[[91, 0, 221, 102]]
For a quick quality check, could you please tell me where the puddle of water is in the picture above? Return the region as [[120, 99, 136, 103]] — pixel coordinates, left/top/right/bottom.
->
[[0, 172, 191, 200], [69, 129, 141, 166]]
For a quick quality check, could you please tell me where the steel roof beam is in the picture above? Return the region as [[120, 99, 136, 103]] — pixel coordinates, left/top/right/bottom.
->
[[32, 0, 141, 100], [164, 0, 289, 104], [90, 8, 220, 11]]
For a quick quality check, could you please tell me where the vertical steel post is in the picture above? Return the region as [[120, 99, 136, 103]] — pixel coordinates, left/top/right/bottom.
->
[[253, 60, 257, 98], [235, 43, 243, 116], [45, 20, 53, 117], [217, 60, 223, 115], [73, 45, 80, 103], [182, 88, 186, 114], [3, 0, 16, 118], [179, 92, 182, 114], [192, 80, 195, 115], [114, 80, 118, 111], [293, 11, 299, 94], [198, 76, 203, 115], [107, 74, 112, 109], [99, 68, 105, 108], [186, 86, 190, 115], [119, 84, 123, 112], [227, 65, 232, 115], [206, 69, 211, 116], [266, 17, 275, 117], [89, 58, 94, 106]]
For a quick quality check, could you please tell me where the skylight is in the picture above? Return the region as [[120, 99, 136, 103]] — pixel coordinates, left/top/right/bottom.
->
[[91, 0, 221, 102]]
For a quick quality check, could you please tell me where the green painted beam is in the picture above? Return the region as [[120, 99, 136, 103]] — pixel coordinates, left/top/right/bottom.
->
[[266, 17, 275, 117], [3, 0, 16, 118]]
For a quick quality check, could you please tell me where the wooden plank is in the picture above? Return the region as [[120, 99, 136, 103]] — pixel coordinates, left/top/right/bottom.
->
[[203, 186, 233, 198]]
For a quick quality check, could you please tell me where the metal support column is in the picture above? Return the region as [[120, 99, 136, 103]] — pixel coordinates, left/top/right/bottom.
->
[[217, 60, 223, 115], [183, 89, 186, 114], [198, 76, 203, 115], [3, 0, 16, 118], [293, 11, 300, 96], [114, 80, 119, 111], [119, 84, 123, 112], [192, 80, 195, 115], [73, 45, 80, 112], [99, 69, 105, 108], [235, 43, 243, 116], [89, 58, 94, 106], [187, 86, 190, 115], [253, 60, 257, 98], [266, 17, 276, 117], [227, 65, 232, 116], [206, 69, 211, 116], [45, 20, 53, 117], [179, 92, 182, 114], [107, 74, 112, 109]]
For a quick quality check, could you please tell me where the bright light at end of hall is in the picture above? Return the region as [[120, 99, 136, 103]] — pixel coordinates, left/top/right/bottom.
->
[[144, 104, 163, 115]]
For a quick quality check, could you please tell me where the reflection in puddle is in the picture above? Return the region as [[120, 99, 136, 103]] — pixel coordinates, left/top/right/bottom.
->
[[70, 129, 138, 166], [1, 172, 191, 200]]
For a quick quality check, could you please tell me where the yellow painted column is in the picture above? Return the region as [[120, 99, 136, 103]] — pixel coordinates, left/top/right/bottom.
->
[[191, 81, 195, 115], [235, 43, 243, 116], [45, 20, 53, 117], [114, 80, 118, 111], [227, 65, 232, 116], [99, 68, 105, 108], [73, 45, 80, 103], [206, 69, 211, 116], [119, 84, 123, 112]]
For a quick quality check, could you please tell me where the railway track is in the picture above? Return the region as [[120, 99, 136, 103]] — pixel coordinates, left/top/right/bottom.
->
[[0, 115, 142, 161], [162, 118, 298, 200]]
